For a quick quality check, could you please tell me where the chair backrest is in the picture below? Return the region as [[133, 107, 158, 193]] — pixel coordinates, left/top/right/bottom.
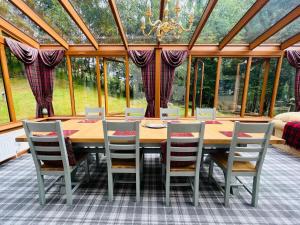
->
[[160, 108, 180, 120], [196, 107, 216, 120], [22, 120, 71, 173], [85, 107, 105, 120], [166, 122, 205, 172], [103, 121, 140, 168], [228, 122, 274, 174], [125, 108, 144, 120]]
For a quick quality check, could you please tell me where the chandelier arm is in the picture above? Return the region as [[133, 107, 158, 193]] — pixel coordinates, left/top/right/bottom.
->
[[148, 17, 162, 27], [142, 26, 158, 37], [178, 23, 193, 32]]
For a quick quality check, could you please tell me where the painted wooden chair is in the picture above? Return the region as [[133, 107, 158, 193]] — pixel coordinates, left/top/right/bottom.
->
[[23, 120, 89, 206], [208, 122, 274, 207], [160, 108, 180, 120], [103, 120, 142, 202], [85, 107, 105, 166], [85, 107, 105, 120], [125, 108, 145, 120], [196, 107, 216, 120], [164, 122, 205, 206]]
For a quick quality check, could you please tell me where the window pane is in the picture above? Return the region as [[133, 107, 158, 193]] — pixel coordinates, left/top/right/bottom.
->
[[193, 58, 216, 111], [6, 48, 36, 120], [0, 0, 56, 43], [23, 0, 88, 44], [245, 58, 265, 115], [217, 58, 247, 117], [168, 60, 187, 116], [129, 60, 147, 109], [161, 0, 208, 44], [264, 17, 300, 44], [274, 58, 296, 115], [72, 58, 98, 115], [116, 0, 159, 44], [69, 0, 122, 44], [53, 58, 71, 116], [231, 0, 299, 44], [0, 64, 10, 124], [106, 58, 126, 115], [197, 0, 255, 44]]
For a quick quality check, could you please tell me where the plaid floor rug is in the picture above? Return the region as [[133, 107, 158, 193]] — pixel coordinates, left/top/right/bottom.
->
[[0, 148, 299, 225]]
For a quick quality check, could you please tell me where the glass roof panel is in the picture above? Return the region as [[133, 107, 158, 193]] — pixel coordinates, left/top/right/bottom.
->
[[116, 0, 160, 44], [231, 0, 300, 44], [23, 0, 88, 44], [196, 0, 255, 44], [0, 0, 56, 43], [69, 0, 122, 44], [264, 17, 300, 44], [161, 0, 209, 44]]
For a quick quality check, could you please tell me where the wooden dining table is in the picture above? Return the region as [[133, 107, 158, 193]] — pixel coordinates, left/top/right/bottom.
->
[[15, 119, 284, 150]]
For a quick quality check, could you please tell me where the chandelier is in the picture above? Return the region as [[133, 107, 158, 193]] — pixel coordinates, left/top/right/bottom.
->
[[140, 0, 195, 42]]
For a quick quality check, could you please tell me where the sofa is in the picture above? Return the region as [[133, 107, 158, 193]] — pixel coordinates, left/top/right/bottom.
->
[[272, 112, 300, 157]]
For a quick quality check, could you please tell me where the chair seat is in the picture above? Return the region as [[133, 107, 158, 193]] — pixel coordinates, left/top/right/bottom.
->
[[170, 163, 196, 172], [41, 153, 88, 172], [210, 152, 256, 172], [111, 159, 136, 169]]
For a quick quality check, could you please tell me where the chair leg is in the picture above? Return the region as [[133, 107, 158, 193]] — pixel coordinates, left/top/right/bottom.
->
[[95, 153, 100, 168], [65, 174, 73, 206], [136, 170, 140, 202], [37, 174, 46, 205], [208, 160, 214, 183], [194, 175, 200, 207], [251, 176, 260, 207], [166, 174, 170, 206], [85, 159, 90, 182], [107, 171, 114, 202], [224, 173, 231, 207]]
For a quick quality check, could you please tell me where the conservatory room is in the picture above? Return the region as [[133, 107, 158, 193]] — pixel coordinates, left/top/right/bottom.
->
[[0, 0, 300, 224]]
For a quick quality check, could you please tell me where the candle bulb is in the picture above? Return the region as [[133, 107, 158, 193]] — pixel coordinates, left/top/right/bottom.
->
[[141, 16, 145, 26]]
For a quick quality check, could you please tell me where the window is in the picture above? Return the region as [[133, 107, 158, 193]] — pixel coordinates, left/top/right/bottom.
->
[[217, 58, 247, 117], [72, 57, 98, 115], [0, 64, 10, 124], [106, 58, 126, 115], [129, 60, 147, 109], [6, 48, 36, 120], [52, 58, 72, 116]]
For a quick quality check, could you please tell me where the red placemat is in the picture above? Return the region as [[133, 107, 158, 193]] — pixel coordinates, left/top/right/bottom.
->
[[113, 130, 136, 136], [78, 119, 99, 123], [48, 130, 79, 137], [205, 120, 222, 124], [220, 131, 251, 137], [170, 132, 193, 137]]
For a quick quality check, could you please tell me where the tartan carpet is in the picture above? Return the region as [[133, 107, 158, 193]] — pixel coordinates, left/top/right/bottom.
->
[[0, 148, 300, 225]]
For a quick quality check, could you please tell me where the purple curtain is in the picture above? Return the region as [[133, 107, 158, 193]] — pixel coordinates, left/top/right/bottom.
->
[[287, 50, 300, 111], [5, 38, 64, 117], [128, 50, 155, 117], [160, 50, 188, 108]]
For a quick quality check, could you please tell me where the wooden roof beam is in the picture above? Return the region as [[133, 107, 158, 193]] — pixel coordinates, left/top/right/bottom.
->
[[10, 0, 69, 49], [0, 18, 40, 48], [188, 0, 218, 50], [249, 5, 300, 50], [281, 32, 300, 50], [108, 0, 128, 50], [159, 0, 166, 20], [219, 0, 269, 50], [59, 0, 98, 50]]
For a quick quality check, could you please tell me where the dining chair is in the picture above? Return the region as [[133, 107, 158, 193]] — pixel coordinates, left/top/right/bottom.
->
[[208, 122, 274, 207], [160, 108, 180, 120], [103, 120, 142, 202], [85, 107, 105, 166], [23, 120, 89, 206], [163, 122, 205, 206], [125, 108, 145, 120], [196, 107, 216, 120], [85, 107, 105, 120]]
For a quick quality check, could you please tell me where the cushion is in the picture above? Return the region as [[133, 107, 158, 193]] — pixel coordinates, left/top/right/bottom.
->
[[274, 112, 300, 123]]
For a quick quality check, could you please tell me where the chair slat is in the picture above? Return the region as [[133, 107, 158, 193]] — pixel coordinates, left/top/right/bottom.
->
[[35, 146, 61, 152], [37, 155, 62, 161], [170, 156, 197, 162], [110, 153, 136, 159], [170, 146, 198, 153], [234, 147, 263, 153], [236, 138, 264, 144], [30, 136, 59, 142], [170, 137, 198, 143], [108, 135, 136, 141], [109, 144, 136, 150], [233, 156, 259, 162]]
